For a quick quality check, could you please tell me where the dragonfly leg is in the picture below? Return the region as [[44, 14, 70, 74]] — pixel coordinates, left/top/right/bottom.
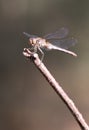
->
[[28, 46, 34, 51], [28, 45, 38, 53], [38, 47, 44, 61]]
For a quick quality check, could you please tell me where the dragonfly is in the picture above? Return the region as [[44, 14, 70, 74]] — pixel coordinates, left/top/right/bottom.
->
[[23, 27, 77, 61]]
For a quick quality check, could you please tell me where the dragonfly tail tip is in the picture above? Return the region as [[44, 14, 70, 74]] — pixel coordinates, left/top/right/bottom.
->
[[73, 53, 77, 57]]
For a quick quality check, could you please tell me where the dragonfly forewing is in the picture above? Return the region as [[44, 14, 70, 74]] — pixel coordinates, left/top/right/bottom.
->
[[43, 27, 69, 40], [23, 32, 38, 38]]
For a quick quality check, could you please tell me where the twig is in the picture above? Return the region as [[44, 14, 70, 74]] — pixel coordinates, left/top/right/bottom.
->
[[23, 48, 89, 130]]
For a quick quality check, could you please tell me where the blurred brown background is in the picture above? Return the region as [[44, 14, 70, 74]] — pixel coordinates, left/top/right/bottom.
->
[[0, 0, 89, 130]]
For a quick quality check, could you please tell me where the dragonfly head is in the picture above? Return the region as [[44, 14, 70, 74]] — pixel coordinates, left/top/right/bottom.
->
[[28, 38, 34, 46], [28, 38, 39, 46], [29, 37, 43, 46]]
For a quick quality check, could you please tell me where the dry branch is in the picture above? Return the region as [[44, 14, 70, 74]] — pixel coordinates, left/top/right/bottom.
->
[[23, 48, 89, 130]]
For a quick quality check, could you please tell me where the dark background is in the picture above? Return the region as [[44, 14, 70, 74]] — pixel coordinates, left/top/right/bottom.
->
[[0, 0, 89, 130]]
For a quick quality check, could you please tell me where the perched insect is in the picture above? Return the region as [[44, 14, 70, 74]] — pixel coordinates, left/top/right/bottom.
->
[[23, 27, 77, 61]]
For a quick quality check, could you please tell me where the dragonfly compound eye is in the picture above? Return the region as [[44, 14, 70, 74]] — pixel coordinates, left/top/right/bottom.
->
[[36, 39, 40, 43], [29, 38, 35, 46]]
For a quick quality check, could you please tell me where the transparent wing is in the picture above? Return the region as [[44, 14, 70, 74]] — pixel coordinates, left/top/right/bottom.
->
[[23, 32, 38, 38], [47, 38, 77, 49], [43, 27, 69, 39]]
